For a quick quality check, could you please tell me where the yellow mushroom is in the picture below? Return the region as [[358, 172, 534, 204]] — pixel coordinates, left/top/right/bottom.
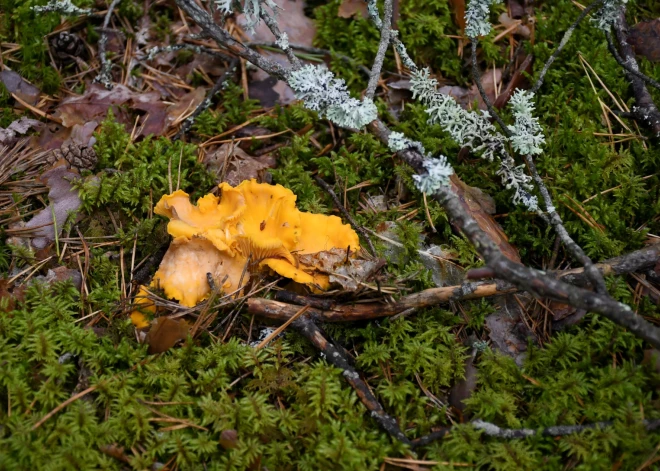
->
[[130, 285, 157, 329], [148, 180, 360, 308], [152, 237, 248, 308]]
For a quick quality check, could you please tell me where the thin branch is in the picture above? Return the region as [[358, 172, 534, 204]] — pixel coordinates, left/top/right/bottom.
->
[[93, 0, 121, 88], [173, 58, 239, 141], [365, 0, 393, 99], [175, 0, 290, 81], [604, 30, 660, 91], [530, 0, 606, 94], [259, 11, 301, 69], [611, 11, 660, 135], [293, 315, 411, 445], [314, 176, 377, 256], [411, 418, 660, 447], [248, 42, 372, 76]]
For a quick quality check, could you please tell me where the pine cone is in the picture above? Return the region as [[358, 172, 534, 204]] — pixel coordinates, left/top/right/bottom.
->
[[50, 32, 86, 62], [48, 143, 98, 171]]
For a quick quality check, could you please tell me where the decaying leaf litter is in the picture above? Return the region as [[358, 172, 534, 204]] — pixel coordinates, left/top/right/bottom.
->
[[1, 0, 660, 468]]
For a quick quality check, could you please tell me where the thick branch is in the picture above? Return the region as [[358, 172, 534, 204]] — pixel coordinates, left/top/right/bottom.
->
[[605, 30, 660, 91], [371, 120, 660, 349], [248, 244, 660, 322]]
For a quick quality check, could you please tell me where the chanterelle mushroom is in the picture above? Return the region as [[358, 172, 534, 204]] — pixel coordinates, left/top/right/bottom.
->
[[148, 179, 360, 308]]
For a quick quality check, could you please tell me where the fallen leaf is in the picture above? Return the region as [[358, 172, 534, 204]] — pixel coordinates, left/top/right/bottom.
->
[[204, 143, 276, 185], [338, 0, 368, 19], [629, 19, 660, 62], [485, 295, 534, 366], [37, 266, 83, 291], [498, 12, 531, 38], [450, 175, 521, 263], [468, 68, 502, 110], [494, 54, 533, 109], [0, 70, 40, 105], [419, 245, 466, 287], [145, 317, 190, 354], [22, 164, 82, 250], [165, 86, 206, 127], [449, 350, 478, 412], [298, 249, 382, 291], [55, 84, 173, 138], [448, 0, 466, 32], [0, 117, 42, 145], [219, 429, 239, 449]]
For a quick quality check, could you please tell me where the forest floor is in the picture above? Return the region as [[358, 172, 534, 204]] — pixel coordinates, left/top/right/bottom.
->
[[1, 0, 660, 469]]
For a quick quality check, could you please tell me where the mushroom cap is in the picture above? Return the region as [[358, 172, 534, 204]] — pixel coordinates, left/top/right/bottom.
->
[[228, 180, 301, 263], [130, 285, 156, 329], [295, 212, 360, 255], [153, 237, 249, 307], [260, 258, 330, 290], [155, 189, 246, 236]]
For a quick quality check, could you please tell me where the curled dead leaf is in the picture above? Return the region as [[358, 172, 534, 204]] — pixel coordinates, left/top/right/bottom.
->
[[144, 317, 190, 354]]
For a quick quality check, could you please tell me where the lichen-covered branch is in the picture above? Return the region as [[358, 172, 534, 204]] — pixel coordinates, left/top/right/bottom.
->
[[365, 0, 393, 99], [93, 0, 122, 89]]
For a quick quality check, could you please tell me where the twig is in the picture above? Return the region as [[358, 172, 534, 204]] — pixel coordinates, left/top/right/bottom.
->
[[314, 176, 377, 256], [365, 0, 393, 99], [144, 43, 233, 62], [530, 0, 605, 94], [255, 305, 309, 349], [371, 120, 660, 349], [173, 58, 239, 141], [604, 30, 660, 92], [248, 42, 372, 76], [610, 12, 660, 135], [292, 315, 411, 445], [259, 11, 301, 69], [93, 0, 121, 88], [411, 418, 660, 447]]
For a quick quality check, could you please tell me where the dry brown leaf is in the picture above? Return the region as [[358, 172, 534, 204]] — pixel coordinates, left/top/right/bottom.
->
[[0, 117, 42, 145], [338, 0, 368, 19], [485, 295, 534, 366], [145, 317, 190, 354], [298, 249, 381, 291], [165, 87, 206, 127], [55, 84, 173, 138], [204, 143, 276, 185], [450, 175, 521, 263], [629, 19, 660, 62], [20, 164, 82, 250], [0, 70, 40, 105]]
